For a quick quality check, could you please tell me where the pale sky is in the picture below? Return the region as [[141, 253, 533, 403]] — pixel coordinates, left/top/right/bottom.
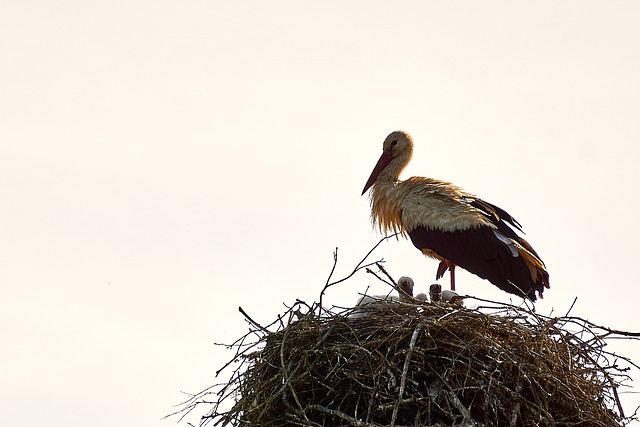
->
[[2, 1, 640, 426]]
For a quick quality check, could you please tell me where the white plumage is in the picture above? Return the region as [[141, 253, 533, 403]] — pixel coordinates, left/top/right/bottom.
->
[[350, 276, 416, 318]]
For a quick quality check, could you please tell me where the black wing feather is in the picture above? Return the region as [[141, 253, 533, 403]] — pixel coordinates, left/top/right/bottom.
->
[[408, 225, 542, 301]]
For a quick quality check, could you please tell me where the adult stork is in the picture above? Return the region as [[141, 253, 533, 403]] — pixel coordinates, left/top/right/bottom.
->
[[361, 130, 550, 301]]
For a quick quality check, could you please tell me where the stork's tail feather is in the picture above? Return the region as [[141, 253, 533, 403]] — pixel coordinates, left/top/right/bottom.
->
[[515, 241, 550, 298]]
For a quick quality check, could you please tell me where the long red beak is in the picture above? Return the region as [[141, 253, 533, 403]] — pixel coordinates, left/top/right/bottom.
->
[[361, 151, 393, 195]]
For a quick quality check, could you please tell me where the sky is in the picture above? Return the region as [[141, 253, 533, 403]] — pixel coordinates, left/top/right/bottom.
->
[[2, 1, 640, 426]]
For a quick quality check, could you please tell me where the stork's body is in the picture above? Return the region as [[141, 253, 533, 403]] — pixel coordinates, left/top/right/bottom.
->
[[362, 131, 550, 301]]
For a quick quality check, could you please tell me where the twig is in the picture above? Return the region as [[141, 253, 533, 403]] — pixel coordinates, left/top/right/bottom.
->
[[238, 306, 269, 333], [319, 247, 339, 313], [390, 324, 422, 426], [279, 324, 311, 424], [509, 370, 523, 427], [364, 268, 395, 294], [318, 233, 399, 314], [376, 262, 397, 286], [564, 296, 578, 318], [306, 404, 373, 426], [446, 390, 472, 422]]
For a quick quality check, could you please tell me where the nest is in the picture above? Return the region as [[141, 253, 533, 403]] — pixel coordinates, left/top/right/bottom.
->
[[170, 243, 638, 427], [174, 297, 638, 427]]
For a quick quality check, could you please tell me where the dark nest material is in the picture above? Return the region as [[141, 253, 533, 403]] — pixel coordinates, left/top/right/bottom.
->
[[171, 242, 639, 427]]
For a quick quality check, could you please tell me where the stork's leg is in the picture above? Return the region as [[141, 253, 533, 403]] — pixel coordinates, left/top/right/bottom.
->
[[450, 264, 456, 291]]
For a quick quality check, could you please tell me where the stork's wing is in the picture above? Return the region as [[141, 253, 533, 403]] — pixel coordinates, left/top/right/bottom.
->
[[399, 178, 495, 233], [468, 198, 522, 232], [400, 180, 549, 300], [467, 197, 546, 262]]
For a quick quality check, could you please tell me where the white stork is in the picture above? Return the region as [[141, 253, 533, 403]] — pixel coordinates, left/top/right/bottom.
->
[[362, 131, 550, 301], [429, 283, 464, 305], [415, 293, 428, 302], [396, 276, 415, 303], [351, 276, 416, 318]]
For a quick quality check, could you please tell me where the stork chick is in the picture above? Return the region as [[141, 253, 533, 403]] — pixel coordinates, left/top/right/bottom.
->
[[396, 276, 415, 303], [351, 276, 416, 318]]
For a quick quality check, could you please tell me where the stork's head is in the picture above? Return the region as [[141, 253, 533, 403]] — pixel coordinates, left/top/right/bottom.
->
[[362, 130, 414, 195], [415, 292, 428, 302], [429, 283, 442, 302], [397, 276, 415, 302], [383, 130, 414, 156]]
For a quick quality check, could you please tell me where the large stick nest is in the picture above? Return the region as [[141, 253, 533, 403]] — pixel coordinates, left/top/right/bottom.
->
[[177, 299, 638, 427], [171, 242, 639, 427]]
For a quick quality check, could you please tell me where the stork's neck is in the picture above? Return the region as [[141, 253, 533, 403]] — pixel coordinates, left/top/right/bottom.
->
[[368, 154, 411, 235], [369, 179, 408, 235], [377, 151, 411, 184]]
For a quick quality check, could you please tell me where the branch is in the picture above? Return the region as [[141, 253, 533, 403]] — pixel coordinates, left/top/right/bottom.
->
[[317, 233, 399, 314], [376, 262, 397, 286], [390, 324, 422, 426], [238, 306, 269, 333]]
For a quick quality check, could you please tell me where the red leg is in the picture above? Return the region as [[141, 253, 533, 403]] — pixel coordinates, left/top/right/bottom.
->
[[450, 264, 456, 291]]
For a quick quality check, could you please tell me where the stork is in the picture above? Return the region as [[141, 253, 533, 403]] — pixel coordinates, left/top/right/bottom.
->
[[361, 131, 550, 301], [396, 276, 415, 303], [350, 276, 416, 318], [415, 292, 428, 302], [354, 276, 415, 308], [429, 283, 464, 306]]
